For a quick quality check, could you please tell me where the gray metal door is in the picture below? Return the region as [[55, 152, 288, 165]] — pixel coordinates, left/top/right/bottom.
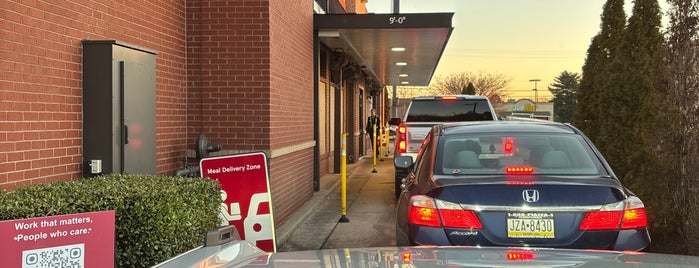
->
[[114, 46, 156, 174]]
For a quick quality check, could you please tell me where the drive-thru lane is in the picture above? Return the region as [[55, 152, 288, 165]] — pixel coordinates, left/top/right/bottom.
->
[[276, 150, 397, 251]]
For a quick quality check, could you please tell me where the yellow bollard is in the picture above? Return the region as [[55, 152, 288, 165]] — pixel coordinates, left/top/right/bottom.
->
[[372, 123, 378, 173], [340, 133, 349, 222], [378, 126, 385, 162]]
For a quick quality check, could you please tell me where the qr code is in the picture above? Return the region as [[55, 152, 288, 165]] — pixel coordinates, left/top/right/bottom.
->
[[22, 244, 84, 268]]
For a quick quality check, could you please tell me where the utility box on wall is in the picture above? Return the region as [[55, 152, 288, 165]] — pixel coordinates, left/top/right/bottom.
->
[[82, 40, 157, 177]]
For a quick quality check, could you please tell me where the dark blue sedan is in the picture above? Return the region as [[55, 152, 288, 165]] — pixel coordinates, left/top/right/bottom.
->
[[394, 121, 650, 251]]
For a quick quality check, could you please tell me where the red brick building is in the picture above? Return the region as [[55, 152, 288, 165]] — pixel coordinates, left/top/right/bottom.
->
[[1, 0, 452, 227]]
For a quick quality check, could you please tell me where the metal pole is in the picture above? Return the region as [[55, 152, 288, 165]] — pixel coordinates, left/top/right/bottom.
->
[[340, 133, 349, 222], [529, 79, 540, 111], [391, 85, 397, 117]]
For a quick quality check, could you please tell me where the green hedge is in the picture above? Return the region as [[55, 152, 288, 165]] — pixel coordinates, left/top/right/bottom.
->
[[0, 174, 221, 267]]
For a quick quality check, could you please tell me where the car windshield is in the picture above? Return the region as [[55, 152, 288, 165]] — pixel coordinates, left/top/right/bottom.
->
[[436, 133, 604, 175], [406, 99, 494, 122]]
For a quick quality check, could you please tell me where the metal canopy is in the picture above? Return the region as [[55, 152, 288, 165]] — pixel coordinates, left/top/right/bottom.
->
[[315, 13, 454, 87]]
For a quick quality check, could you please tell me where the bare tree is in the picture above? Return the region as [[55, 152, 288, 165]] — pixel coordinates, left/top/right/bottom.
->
[[393, 86, 443, 99], [429, 71, 511, 104]]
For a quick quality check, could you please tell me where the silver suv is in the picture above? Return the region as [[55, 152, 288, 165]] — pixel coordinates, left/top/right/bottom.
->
[[393, 95, 497, 198]]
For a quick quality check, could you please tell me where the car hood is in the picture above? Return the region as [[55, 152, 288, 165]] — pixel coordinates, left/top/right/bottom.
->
[[156, 240, 699, 267]]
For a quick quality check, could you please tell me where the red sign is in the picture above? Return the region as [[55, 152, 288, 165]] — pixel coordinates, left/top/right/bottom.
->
[[200, 152, 276, 252], [0, 210, 115, 268]]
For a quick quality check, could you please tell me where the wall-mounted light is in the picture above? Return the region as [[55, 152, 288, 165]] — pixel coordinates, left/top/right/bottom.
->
[[398, 74, 408, 77], [391, 47, 406, 52], [395, 62, 407, 66], [401, 81, 409, 85]]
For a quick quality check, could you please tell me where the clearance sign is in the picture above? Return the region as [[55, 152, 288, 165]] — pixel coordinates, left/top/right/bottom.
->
[[200, 152, 276, 252]]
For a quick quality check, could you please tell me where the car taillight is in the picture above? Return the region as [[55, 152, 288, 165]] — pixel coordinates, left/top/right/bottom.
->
[[396, 123, 407, 153], [621, 197, 648, 229], [579, 196, 648, 230], [579, 211, 622, 230], [407, 195, 482, 229]]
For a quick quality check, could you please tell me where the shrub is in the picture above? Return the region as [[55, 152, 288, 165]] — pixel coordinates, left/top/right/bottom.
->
[[0, 174, 221, 267]]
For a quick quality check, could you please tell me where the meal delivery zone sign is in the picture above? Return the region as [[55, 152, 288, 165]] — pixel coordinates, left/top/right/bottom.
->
[[200, 152, 276, 252]]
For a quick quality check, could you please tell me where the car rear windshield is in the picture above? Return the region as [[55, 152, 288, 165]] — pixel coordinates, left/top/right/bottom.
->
[[435, 133, 605, 175], [406, 98, 494, 122]]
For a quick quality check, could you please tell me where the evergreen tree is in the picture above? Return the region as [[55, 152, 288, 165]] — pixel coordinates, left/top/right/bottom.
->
[[662, 0, 699, 255], [598, 0, 671, 252], [599, 0, 666, 183], [461, 82, 476, 95], [547, 71, 580, 123], [573, 0, 626, 143]]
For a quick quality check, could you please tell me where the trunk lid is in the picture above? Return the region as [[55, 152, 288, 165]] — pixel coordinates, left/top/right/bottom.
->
[[431, 178, 625, 248]]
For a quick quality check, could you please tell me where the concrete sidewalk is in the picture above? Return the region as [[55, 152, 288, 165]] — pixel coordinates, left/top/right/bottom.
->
[[276, 151, 397, 252]]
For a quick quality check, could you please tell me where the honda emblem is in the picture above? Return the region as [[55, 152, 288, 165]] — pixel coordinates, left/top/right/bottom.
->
[[522, 189, 539, 203]]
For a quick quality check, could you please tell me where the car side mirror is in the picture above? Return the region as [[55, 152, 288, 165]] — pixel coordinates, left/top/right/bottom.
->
[[394, 156, 413, 169]]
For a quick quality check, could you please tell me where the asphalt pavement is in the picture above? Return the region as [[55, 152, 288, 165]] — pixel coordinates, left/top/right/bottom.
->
[[276, 146, 397, 252]]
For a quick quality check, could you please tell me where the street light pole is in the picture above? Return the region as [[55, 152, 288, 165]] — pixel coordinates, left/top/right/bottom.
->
[[529, 79, 540, 111]]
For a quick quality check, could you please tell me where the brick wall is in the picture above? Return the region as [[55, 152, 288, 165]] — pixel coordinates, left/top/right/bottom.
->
[[1, 0, 188, 190], [186, 0, 272, 151], [186, 0, 315, 225], [2, 0, 318, 227], [269, 0, 314, 149], [269, 0, 314, 225]]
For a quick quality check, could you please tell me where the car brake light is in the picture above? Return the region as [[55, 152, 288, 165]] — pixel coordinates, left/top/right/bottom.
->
[[408, 196, 440, 227], [504, 137, 514, 154], [579, 197, 647, 230], [396, 123, 407, 153], [505, 166, 534, 174], [402, 251, 412, 262], [579, 211, 622, 230], [408, 195, 482, 229], [506, 250, 535, 261], [507, 180, 534, 185], [621, 208, 647, 229], [621, 196, 648, 229], [440, 96, 457, 100]]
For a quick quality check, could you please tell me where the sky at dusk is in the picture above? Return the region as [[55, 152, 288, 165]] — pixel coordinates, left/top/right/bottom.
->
[[365, 0, 670, 100]]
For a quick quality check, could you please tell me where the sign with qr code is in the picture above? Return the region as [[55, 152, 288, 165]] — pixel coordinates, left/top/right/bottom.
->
[[0, 210, 115, 268], [200, 152, 276, 253]]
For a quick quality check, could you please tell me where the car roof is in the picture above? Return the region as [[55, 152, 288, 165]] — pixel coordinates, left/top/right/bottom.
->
[[411, 95, 489, 100], [437, 121, 579, 135]]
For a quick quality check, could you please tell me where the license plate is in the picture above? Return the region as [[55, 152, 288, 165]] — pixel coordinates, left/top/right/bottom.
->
[[411, 133, 426, 141], [506, 212, 555, 239]]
